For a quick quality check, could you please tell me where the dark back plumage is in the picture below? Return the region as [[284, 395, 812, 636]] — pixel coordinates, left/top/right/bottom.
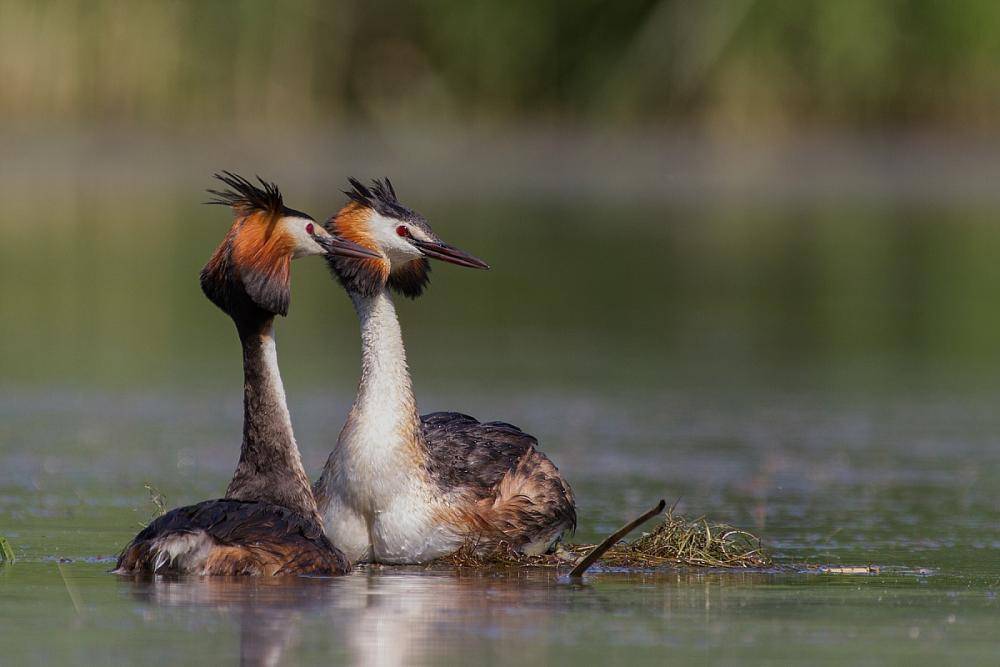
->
[[423, 412, 537, 491], [421, 411, 577, 539], [116, 499, 349, 576]]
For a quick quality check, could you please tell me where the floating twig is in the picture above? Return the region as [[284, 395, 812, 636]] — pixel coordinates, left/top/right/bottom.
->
[[569, 499, 666, 577]]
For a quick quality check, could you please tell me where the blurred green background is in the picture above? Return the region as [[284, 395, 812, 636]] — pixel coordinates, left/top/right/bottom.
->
[[3, 0, 1000, 392], [4, 0, 1000, 130]]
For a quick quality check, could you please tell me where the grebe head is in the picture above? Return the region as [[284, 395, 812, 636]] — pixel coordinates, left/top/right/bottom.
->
[[201, 172, 378, 318], [324, 177, 489, 298]]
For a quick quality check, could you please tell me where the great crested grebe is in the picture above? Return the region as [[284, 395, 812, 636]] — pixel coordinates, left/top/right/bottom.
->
[[116, 173, 376, 576], [313, 178, 576, 564]]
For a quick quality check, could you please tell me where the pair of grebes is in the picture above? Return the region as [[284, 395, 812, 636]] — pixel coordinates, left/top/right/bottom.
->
[[116, 173, 575, 575]]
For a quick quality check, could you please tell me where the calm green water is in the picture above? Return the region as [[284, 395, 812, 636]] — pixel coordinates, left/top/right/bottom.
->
[[1, 194, 998, 664]]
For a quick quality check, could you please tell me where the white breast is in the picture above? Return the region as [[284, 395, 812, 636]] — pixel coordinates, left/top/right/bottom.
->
[[319, 288, 462, 563]]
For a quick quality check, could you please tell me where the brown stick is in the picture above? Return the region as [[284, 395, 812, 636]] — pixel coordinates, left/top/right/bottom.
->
[[568, 499, 667, 578]]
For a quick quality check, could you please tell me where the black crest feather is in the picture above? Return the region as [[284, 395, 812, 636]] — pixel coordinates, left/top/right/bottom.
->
[[207, 171, 285, 216], [344, 177, 417, 221]]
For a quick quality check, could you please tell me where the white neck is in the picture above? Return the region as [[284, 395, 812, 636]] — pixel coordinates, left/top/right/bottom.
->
[[315, 288, 425, 512], [350, 288, 420, 434]]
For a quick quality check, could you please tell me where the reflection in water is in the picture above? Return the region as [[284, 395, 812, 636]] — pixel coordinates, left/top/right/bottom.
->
[[128, 576, 320, 667], [124, 568, 791, 667], [126, 570, 568, 666], [330, 570, 573, 666]]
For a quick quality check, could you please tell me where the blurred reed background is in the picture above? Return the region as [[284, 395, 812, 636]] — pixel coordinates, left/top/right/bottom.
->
[[5, 0, 1000, 131], [2, 0, 1000, 394]]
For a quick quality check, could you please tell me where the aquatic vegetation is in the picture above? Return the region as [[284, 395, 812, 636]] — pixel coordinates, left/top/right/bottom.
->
[[145, 483, 168, 516], [0, 535, 15, 564], [139, 483, 168, 527], [438, 508, 771, 571]]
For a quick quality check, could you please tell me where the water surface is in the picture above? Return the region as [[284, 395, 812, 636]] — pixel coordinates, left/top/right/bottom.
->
[[1, 194, 998, 664]]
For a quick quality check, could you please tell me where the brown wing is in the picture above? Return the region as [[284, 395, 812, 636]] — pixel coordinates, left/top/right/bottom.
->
[[422, 412, 576, 551], [115, 499, 349, 576]]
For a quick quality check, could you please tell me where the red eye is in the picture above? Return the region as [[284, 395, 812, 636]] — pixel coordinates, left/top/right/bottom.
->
[[396, 225, 409, 238], [306, 223, 315, 235]]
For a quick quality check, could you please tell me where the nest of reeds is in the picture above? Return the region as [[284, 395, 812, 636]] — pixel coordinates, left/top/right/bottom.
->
[[437, 509, 771, 570], [586, 510, 771, 568]]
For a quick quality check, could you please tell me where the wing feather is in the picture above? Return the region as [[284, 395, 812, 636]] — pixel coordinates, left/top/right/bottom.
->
[[115, 499, 349, 576], [421, 412, 576, 551]]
